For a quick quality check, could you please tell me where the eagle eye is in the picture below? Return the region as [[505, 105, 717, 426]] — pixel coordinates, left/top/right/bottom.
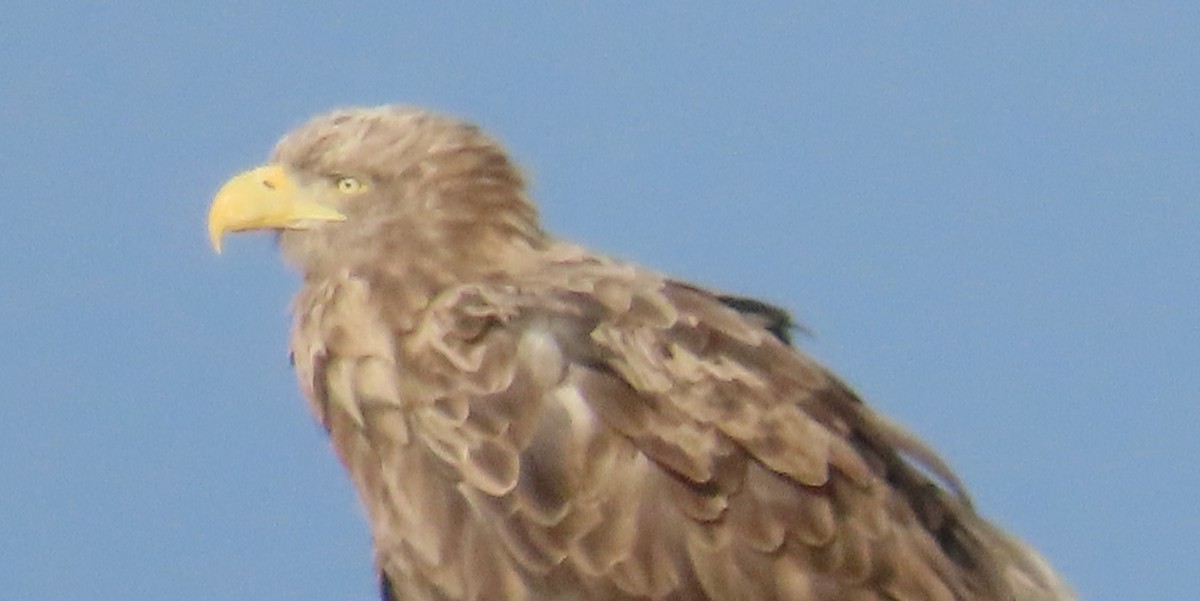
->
[[335, 176, 368, 195]]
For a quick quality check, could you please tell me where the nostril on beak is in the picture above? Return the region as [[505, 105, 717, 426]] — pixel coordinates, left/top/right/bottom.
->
[[263, 180, 276, 190]]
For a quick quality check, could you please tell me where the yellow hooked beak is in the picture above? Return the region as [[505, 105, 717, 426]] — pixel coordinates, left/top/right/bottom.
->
[[207, 164, 346, 253]]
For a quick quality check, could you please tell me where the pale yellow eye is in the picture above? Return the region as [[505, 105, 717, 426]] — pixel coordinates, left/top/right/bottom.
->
[[335, 176, 367, 195]]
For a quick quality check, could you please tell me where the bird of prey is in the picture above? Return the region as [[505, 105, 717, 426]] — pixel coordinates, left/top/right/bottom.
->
[[207, 106, 1073, 601]]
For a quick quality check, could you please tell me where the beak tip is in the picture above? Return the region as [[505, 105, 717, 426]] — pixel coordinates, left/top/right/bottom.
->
[[208, 227, 225, 254]]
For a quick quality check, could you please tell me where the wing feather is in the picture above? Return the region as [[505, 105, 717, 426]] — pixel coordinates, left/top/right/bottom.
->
[[292, 250, 1070, 601]]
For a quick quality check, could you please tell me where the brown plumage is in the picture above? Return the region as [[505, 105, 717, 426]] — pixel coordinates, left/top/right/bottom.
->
[[208, 105, 1073, 601]]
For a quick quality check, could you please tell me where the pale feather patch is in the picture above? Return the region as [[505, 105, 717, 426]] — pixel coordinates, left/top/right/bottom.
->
[[551, 385, 599, 443], [355, 357, 404, 406], [516, 327, 567, 391], [323, 359, 366, 427]]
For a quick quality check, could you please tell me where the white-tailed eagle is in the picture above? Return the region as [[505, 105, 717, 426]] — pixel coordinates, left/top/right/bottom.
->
[[208, 106, 1073, 601]]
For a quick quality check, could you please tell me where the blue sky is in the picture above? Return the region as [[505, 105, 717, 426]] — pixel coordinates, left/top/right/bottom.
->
[[2, 2, 1196, 599]]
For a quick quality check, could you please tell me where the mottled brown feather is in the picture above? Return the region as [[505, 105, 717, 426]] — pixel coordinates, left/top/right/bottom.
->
[[252, 106, 1075, 601]]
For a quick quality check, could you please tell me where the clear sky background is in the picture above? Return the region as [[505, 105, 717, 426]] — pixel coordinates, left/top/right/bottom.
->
[[1, 2, 1195, 600]]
